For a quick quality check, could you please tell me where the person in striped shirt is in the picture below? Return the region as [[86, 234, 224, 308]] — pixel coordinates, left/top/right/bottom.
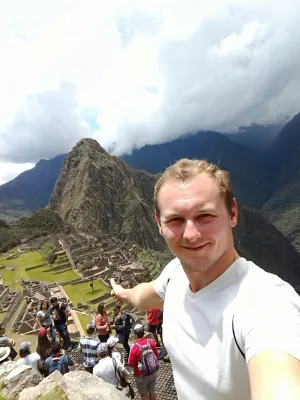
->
[[78, 322, 100, 373]]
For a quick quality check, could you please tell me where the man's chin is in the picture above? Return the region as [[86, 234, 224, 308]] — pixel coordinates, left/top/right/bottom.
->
[[181, 257, 213, 273]]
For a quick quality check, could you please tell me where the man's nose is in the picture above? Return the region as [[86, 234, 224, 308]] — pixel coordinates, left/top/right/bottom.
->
[[182, 220, 201, 242]]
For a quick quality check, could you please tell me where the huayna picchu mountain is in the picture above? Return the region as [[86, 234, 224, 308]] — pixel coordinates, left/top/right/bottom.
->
[[49, 139, 165, 251]]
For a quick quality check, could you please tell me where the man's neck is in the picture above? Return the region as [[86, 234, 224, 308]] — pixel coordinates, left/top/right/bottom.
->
[[184, 249, 240, 293]]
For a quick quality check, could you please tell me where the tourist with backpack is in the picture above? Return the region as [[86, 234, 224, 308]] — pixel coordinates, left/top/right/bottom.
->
[[50, 297, 72, 351], [113, 303, 134, 359], [128, 324, 159, 400], [44, 342, 73, 376]]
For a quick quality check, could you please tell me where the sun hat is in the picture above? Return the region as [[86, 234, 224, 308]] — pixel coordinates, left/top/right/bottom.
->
[[0, 347, 10, 362]]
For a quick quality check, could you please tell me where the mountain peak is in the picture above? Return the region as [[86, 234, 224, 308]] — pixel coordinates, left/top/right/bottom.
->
[[49, 140, 165, 250]]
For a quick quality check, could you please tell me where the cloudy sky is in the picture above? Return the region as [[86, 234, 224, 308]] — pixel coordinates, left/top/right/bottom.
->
[[1, 0, 300, 184]]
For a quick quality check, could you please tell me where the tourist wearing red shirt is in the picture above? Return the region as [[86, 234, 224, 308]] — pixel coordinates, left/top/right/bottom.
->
[[95, 303, 110, 342], [147, 308, 161, 347], [128, 324, 159, 400]]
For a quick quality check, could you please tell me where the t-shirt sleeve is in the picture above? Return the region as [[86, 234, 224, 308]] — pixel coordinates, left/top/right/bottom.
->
[[32, 353, 41, 362], [235, 283, 300, 364], [116, 359, 125, 373], [128, 344, 138, 366], [154, 258, 180, 300], [65, 355, 74, 366]]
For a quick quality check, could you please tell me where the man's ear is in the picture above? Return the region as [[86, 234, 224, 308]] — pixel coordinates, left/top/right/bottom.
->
[[155, 211, 163, 236], [230, 198, 238, 228]]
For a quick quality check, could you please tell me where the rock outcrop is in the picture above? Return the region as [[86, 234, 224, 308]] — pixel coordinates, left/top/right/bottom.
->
[[49, 139, 165, 251], [0, 364, 42, 400], [19, 370, 128, 400], [0, 362, 128, 400]]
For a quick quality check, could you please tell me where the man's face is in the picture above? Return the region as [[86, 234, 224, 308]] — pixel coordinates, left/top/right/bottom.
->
[[155, 173, 238, 273]]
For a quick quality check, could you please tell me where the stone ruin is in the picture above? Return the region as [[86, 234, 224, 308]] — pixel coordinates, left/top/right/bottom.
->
[[0, 284, 23, 326], [51, 234, 151, 320], [10, 279, 83, 338]]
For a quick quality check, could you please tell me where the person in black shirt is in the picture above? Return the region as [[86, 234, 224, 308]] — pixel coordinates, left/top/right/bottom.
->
[[50, 297, 72, 351], [113, 303, 133, 359]]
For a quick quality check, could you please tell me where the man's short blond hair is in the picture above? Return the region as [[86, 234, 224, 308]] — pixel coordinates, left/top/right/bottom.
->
[[154, 158, 234, 213]]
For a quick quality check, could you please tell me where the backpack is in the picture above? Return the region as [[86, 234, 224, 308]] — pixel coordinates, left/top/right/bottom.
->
[[125, 314, 135, 331], [135, 339, 159, 376], [48, 355, 66, 375]]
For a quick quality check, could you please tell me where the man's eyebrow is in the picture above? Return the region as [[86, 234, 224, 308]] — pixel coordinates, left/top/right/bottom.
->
[[162, 208, 216, 220]]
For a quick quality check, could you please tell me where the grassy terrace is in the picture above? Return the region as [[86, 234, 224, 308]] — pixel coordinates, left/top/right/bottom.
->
[[0, 248, 79, 288], [0, 241, 113, 333]]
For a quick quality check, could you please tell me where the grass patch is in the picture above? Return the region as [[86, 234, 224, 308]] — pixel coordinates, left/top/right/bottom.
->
[[77, 313, 94, 332], [0, 249, 79, 287], [64, 280, 109, 307], [27, 265, 79, 283], [39, 386, 68, 400], [0, 311, 7, 321]]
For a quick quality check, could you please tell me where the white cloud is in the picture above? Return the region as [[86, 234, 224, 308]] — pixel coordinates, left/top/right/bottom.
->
[[0, 0, 299, 173], [0, 162, 34, 186]]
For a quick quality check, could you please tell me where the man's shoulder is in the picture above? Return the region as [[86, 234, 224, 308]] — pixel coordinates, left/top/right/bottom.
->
[[29, 352, 41, 361], [235, 259, 299, 318], [238, 259, 296, 296]]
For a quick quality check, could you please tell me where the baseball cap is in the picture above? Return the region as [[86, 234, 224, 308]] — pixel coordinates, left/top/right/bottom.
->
[[133, 324, 144, 334], [20, 341, 31, 351], [86, 322, 95, 330], [97, 342, 108, 357], [0, 347, 10, 362], [107, 336, 119, 348]]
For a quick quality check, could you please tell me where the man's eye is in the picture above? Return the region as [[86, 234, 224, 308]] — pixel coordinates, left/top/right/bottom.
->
[[167, 217, 182, 223], [198, 214, 212, 218]]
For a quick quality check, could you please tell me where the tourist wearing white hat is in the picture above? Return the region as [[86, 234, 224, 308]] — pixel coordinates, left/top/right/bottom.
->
[[0, 347, 11, 365], [107, 336, 122, 363]]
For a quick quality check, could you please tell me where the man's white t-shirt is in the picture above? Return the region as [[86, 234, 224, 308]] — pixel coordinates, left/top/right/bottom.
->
[[93, 356, 125, 387], [154, 257, 300, 400], [16, 352, 42, 377]]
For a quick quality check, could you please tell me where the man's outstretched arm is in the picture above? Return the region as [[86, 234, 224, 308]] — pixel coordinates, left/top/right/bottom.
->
[[110, 279, 163, 311]]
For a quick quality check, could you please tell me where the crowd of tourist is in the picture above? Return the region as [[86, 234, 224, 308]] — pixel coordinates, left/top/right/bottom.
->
[[0, 298, 166, 400]]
